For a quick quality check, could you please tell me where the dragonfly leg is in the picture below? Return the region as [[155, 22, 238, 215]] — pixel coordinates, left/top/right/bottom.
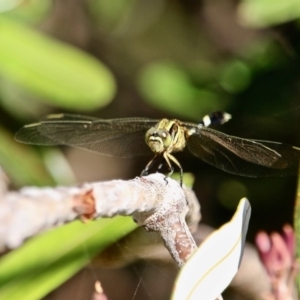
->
[[163, 153, 174, 175], [158, 162, 169, 185], [141, 154, 159, 177], [163, 153, 183, 186], [157, 162, 164, 171]]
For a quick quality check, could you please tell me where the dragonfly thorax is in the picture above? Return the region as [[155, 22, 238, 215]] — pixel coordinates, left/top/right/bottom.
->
[[145, 119, 187, 154]]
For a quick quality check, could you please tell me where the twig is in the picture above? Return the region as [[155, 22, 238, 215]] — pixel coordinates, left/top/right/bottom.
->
[[0, 172, 200, 267]]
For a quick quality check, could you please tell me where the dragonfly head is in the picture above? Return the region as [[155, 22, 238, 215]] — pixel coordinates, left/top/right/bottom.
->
[[145, 127, 171, 153]]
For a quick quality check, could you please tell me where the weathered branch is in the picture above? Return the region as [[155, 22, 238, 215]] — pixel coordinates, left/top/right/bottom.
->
[[0, 172, 200, 267]]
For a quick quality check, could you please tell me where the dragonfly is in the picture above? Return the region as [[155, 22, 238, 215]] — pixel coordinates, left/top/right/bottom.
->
[[15, 112, 300, 186]]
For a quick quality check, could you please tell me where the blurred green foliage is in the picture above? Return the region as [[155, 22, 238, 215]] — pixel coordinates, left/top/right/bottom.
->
[[0, 0, 299, 299], [239, 0, 300, 28], [0, 217, 136, 300], [0, 17, 116, 111], [138, 62, 229, 119]]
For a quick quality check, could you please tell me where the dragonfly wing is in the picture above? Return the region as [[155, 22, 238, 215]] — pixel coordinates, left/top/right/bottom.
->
[[15, 115, 159, 157], [39, 113, 99, 122], [187, 128, 300, 177]]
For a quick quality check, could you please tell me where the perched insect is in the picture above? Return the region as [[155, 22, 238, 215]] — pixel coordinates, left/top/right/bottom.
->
[[15, 112, 300, 185]]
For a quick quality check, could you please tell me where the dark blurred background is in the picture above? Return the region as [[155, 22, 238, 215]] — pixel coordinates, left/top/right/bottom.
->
[[0, 0, 300, 299]]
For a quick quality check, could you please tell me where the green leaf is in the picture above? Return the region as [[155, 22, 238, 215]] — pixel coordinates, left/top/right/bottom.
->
[[0, 0, 23, 13], [0, 0, 51, 23], [0, 17, 116, 110], [0, 126, 55, 186], [0, 217, 137, 300], [238, 0, 300, 28]]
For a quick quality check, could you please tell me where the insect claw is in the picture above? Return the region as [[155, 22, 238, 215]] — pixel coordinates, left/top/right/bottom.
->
[[163, 176, 168, 185], [140, 169, 148, 176]]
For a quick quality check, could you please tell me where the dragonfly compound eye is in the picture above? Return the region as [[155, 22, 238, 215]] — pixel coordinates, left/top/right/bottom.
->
[[158, 129, 171, 147], [145, 128, 171, 153]]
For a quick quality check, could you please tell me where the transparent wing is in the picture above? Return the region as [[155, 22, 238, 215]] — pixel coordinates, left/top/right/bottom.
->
[[15, 114, 159, 157], [39, 113, 99, 122], [187, 128, 300, 177]]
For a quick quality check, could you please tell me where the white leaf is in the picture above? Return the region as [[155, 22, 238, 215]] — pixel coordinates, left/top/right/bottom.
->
[[172, 197, 251, 300]]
